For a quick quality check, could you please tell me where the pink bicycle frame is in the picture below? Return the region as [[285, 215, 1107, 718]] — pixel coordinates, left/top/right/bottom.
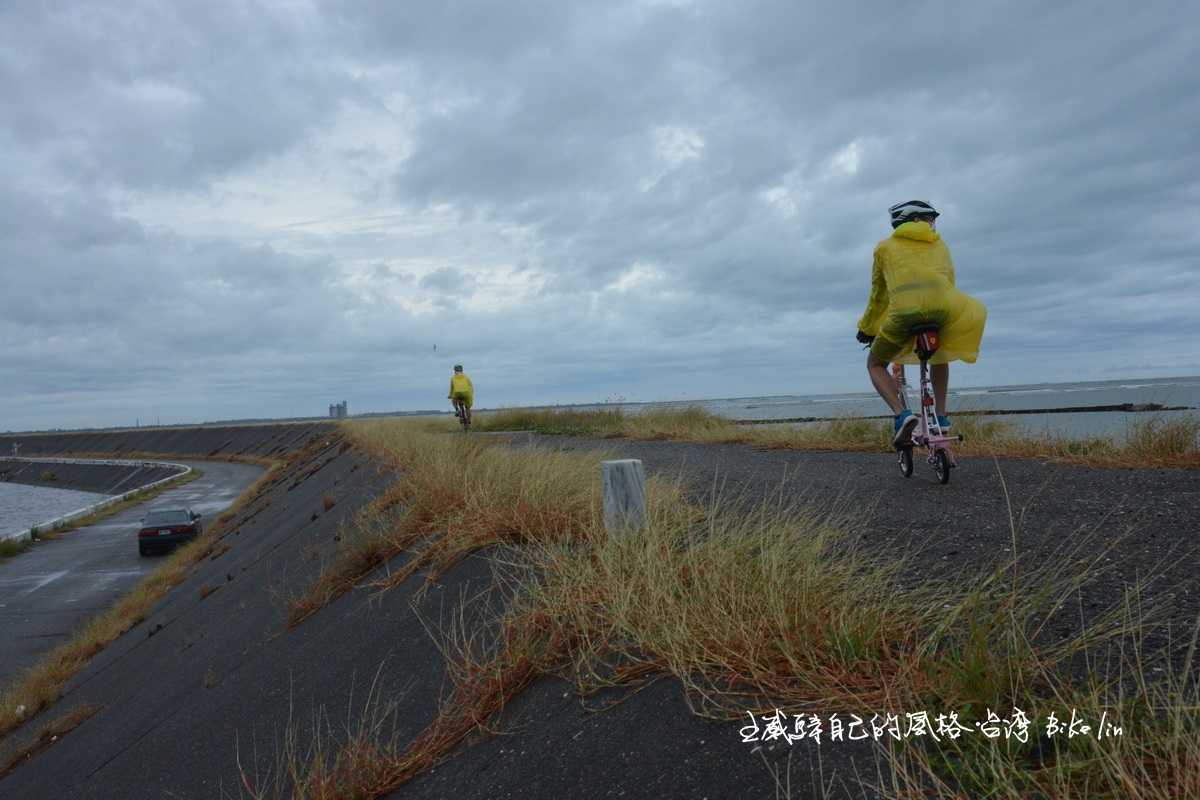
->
[[891, 354, 960, 464]]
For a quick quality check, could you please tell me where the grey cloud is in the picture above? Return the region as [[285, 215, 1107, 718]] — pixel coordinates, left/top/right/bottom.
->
[[3, 0, 1198, 429], [0, 1, 356, 190], [419, 266, 475, 294]]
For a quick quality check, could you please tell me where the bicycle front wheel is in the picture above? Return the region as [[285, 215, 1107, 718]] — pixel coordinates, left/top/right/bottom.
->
[[933, 449, 951, 484]]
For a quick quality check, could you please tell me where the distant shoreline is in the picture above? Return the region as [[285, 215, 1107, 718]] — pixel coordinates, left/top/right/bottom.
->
[[6, 375, 1197, 436], [732, 401, 1194, 425]]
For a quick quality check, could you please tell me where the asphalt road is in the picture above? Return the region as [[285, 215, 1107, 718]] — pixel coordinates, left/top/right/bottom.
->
[[0, 459, 263, 684]]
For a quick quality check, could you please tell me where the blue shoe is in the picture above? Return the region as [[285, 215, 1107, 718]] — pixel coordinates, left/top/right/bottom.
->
[[893, 410, 918, 447], [936, 415, 951, 431]]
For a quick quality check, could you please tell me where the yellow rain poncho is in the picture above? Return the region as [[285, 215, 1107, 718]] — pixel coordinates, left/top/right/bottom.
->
[[448, 373, 474, 408], [857, 221, 987, 365]]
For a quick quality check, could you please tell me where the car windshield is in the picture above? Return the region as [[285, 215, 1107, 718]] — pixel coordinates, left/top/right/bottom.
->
[[143, 510, 191, 526]]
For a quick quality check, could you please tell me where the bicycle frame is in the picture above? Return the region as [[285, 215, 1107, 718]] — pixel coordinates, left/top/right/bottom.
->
[[892, 353, 962, 482], [896, 362, 958, 445]]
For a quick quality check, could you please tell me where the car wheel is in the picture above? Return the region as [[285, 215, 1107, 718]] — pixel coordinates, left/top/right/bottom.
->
[[139, 543, 151, 557]]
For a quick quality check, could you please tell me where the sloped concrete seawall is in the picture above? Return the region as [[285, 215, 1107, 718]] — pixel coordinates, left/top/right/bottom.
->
[[0, 458, 181, 496], [0, 421, 335, 461], [0, 423, 407, 800]]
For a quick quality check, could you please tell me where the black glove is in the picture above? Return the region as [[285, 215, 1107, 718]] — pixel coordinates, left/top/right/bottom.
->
[[856, 330, 874, 344]]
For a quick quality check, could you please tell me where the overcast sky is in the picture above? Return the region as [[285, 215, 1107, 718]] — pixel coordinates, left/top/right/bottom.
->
[[2, 1, 1198, 431]]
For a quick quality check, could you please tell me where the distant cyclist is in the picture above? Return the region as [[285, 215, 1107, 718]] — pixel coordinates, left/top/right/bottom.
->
[[447, 364, 474, 425], [856, 201, 987, 447]]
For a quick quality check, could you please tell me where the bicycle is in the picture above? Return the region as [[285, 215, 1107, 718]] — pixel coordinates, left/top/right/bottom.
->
[[891, 325, 963, 484], [453, 399, 471, 432]]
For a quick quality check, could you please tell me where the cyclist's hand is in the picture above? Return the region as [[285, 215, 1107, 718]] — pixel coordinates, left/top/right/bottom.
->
[[856, 330, 875, 345]]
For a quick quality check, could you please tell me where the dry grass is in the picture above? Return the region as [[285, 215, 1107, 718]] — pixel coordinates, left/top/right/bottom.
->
[[0, 459, 283, 743], [473, 406, 1200, 468], [244, 603, 570, 800], [284, 419, 632, 627], [237, 669, 415, 800], [261, 418, 1198, 799], [0, 538, 35, 562], [0, 703, 103, 781], [884, 622, 1200, 799]]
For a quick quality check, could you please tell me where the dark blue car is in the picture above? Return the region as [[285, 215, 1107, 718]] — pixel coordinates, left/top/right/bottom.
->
[[137, 508, 202, 556]]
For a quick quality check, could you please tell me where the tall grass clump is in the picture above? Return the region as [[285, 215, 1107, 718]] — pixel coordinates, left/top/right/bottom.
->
[[474, 407, 628, 437], [1123, 414, 1200, 461], [0, 538, 34, 562], [885, 618, 1200, 799], [286, 419, 682, 626]]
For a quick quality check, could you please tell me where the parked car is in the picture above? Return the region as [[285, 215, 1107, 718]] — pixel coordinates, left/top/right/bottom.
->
[[138, 508, 202, 556]]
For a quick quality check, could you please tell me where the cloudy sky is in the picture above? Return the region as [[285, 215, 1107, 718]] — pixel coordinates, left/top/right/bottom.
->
[[2, 1, 1198, 431]]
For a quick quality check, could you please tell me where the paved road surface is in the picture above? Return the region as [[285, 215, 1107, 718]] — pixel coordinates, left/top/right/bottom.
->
[[0, 460, 263, 683]]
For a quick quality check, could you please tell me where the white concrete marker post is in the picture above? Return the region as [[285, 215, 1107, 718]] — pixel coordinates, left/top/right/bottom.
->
[[602, 459, 647, 536]]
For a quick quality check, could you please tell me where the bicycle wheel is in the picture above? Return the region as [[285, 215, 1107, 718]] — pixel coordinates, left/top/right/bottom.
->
[[898, 446, 913, 478], [933, 449, 951, 484]]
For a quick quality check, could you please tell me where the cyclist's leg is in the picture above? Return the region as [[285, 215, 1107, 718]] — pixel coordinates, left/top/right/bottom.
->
[[868, 327, 909, 415], [463, 400, 472, 424], [867, 350, 903, 414], [931, 363, 949, 416]]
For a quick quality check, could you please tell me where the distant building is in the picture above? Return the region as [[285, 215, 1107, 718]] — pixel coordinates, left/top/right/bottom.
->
[[328, 401, 348, 419]]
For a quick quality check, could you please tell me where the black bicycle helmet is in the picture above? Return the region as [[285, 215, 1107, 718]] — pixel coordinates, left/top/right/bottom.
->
[[889, 200, 939, 229]]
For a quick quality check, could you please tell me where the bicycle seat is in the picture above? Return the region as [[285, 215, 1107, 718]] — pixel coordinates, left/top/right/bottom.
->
[[912, 324, 941, 359]]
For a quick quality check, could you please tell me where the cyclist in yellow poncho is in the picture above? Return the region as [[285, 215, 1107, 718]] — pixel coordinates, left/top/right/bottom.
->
[[856, 201, 987, 447], [448, 364, 475, 424]]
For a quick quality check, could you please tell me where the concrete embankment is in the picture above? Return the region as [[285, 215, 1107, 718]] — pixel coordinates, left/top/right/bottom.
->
[[0, 422, 409, 799], [0, 458, 181, 496], [0, 421, 334, 461]]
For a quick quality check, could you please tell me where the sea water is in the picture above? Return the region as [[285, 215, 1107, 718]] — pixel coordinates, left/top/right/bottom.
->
[[581, 376, 1200, 438], [0, 484, 111, 537]]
